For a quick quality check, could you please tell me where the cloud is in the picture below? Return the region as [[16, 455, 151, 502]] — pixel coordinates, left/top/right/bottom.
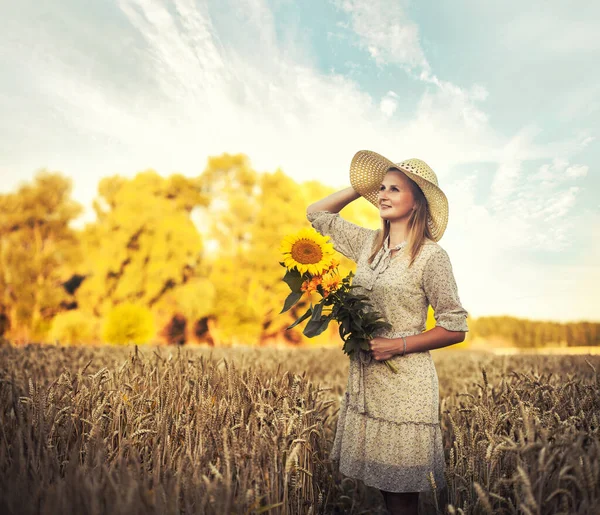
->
[[331, 0, 429, 72], [415, 78, 491, 132], [565, 165, 588, 179], [532, 159, 589, 184], [489, 127, 540, 206], [461, 154, 586, 254], [379, 91, 399, 117]]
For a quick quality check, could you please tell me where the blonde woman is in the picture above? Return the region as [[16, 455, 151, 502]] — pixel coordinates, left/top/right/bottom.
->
[[306, 151, 468, 515]]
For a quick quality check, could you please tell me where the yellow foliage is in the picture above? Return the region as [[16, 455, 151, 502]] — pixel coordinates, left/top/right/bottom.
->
[[76, 171, 204, 316], [169, 278, 215, 321], [0, 170, 83, 340], [426, 305, 436, 331], [102, 303, 155, 345], [152, 278, 216, 334], [50, 310, 100, 345]]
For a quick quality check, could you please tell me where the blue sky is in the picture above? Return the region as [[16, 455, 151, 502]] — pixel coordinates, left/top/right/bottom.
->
[[1, 0, 599, 322]]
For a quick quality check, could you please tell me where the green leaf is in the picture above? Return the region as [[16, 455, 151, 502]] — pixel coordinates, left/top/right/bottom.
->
[[303, 314, 332, 337], [342, 339, 351, 353], [280, 291, 303, 314], [282, 268, 304, 293], [371, 320, 393, 331], [359, 339, 370, 351], [343, 337, 361, 355], [362, 312, 380, 323], [287, 305, 313, 330], [351, 318, 363, 333], [309, 302, 323, 321]]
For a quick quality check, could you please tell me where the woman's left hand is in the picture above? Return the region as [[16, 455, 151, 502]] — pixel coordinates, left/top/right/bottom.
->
[[368, 337, 399, 361]]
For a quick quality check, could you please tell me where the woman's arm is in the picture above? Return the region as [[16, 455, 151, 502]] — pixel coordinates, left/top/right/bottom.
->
[[398, 326, 465, 354], [307, 186, 361, 214], [369, 327, 465, 362], [306, 187, 374, 262]]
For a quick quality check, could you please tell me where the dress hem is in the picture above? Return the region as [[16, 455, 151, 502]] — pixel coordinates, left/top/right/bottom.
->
[[329, 456, 447, 493]]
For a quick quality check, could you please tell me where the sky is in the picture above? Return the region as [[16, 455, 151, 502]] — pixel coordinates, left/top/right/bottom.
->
[[1, 0, 599, 323]]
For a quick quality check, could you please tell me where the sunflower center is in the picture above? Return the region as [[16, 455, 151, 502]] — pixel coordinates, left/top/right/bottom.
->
[[291, 239, 324, 264]]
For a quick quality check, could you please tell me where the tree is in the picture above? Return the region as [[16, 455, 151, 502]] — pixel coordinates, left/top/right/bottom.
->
[[74, 170, 209, 338], [196, 153, 266, 344], [0, 171, 82, 341]]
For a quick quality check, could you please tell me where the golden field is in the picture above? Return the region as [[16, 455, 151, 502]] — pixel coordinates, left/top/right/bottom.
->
[[0, 343, 599, 514]]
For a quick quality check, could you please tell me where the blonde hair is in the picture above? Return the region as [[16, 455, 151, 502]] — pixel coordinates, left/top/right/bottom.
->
[[367, 168, 434, 268]]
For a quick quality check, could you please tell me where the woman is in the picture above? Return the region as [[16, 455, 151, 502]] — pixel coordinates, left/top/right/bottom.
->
[[306, 150, 468, 515]]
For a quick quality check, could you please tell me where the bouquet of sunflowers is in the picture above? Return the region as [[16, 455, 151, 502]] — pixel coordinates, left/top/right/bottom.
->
[[279, 227, 398, 373]]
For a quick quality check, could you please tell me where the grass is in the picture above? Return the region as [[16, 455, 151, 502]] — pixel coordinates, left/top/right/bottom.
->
[[0, 342, 599, 514]]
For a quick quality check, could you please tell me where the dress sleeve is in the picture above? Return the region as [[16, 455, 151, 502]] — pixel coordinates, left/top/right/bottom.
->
[[422, 248, 469, 332], [306, 210, 373, 263]]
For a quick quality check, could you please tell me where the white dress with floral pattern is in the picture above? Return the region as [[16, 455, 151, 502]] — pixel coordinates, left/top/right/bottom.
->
[[307, 210, 469, 493]]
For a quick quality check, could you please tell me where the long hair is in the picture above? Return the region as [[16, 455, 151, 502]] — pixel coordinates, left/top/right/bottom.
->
[[367, 168, 435, 268]]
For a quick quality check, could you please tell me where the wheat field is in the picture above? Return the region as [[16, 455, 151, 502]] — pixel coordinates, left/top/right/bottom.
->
[[0, 343, 599, 515]]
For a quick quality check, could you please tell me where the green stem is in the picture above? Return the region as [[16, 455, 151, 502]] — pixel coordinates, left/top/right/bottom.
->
[[384, 360, 399, 373]]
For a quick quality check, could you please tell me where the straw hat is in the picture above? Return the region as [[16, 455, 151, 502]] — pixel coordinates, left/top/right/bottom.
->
[[349, 150, 449, 241]]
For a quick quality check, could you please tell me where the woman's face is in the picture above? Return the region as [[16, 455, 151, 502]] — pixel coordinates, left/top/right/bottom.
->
[[377, 170, 416, 221]]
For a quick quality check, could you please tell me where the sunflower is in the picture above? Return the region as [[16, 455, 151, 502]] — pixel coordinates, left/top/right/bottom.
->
[[280, 228, 335, 275]]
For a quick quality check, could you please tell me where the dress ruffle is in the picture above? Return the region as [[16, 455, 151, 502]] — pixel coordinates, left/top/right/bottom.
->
[[331, 393, 447, 493]]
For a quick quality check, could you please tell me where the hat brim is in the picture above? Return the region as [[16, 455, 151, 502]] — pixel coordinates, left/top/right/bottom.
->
[[349, 150, 449, 241]]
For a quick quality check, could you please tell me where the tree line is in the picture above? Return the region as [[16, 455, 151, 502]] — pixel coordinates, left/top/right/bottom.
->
[[470, 316, 600, 348]]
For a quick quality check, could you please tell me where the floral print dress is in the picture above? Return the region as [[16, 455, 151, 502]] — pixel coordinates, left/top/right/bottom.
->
[[307, 210, 469, 493]]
